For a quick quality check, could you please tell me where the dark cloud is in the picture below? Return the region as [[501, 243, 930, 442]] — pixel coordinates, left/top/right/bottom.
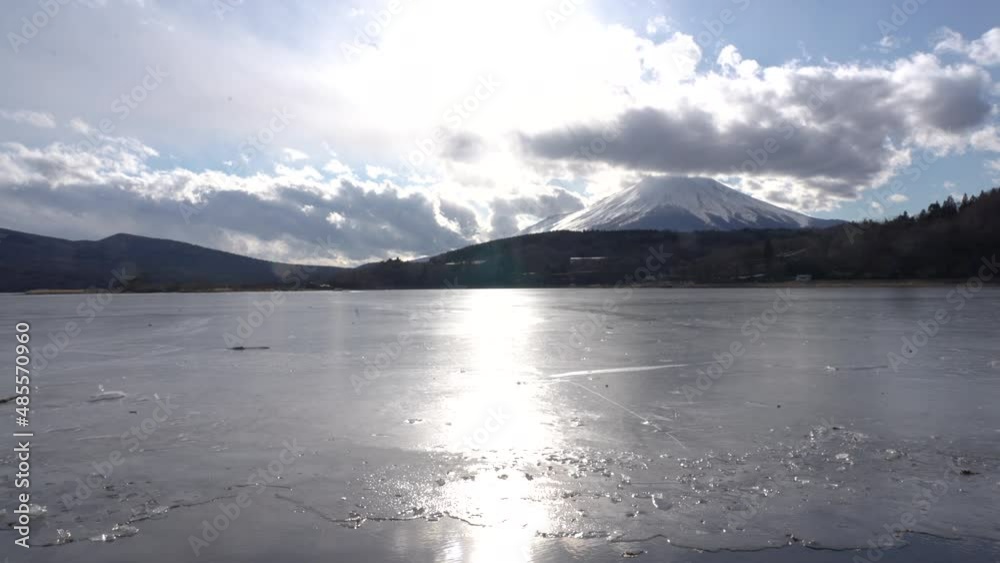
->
[[488, 188, 585, 238], [0, 138, 599, 263], [521, 60, 995, 199], [441, 132, 486, 162], [522, 106, 887, 196], [915, 74, 992, 131], [0, 179, 473, 264], [438, 199, 480, 237]]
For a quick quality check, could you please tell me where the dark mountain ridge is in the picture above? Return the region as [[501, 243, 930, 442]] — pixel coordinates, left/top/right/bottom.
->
[[349, 187, 1000, 288], [2, 187, 998, 291], [0, 228, 344, 292]]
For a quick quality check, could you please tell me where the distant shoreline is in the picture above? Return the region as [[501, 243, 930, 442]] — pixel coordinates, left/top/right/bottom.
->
[[12, 279, 995, 295]]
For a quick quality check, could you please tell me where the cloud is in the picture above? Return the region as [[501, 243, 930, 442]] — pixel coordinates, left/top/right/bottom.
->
[[934, 27, 1000, 66], [437, 198, 480, 238], [869, 34, 910, 54], [440, 132, 486, 162], [0, 134, 588, 264], [1, 179, 468, 265], [0, 109, 56, 128], [487, 187, 585, 239], [717, 45, 760, 78], [0, 137, 473, 264], [521, 49, 996, 206], [282, 147, 309, 162], [68, 118, 94, 134], [987, 159, 1000, 181], [365, 165, 395, 179], [645, 15, 670, 36], [971, 126, 1000, 152], [1, 2, 999, 260], [322, 158, 352, 176]]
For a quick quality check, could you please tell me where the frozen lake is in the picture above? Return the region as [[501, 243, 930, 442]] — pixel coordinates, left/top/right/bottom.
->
[[2, 288, 999, 562]]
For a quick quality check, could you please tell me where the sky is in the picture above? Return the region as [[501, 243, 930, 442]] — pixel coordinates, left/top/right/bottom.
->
[[1, 0, 999, 265]]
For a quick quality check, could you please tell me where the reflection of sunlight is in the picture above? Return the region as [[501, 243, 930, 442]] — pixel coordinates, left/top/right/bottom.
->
[[436, 289, 558, 562], [438, 475, 549, 563], [444, 289, 552, 453]]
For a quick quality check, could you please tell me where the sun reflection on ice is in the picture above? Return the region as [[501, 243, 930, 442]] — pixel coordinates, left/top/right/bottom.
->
[[442, 289, 555, 453], [434, 289, 561, 561]]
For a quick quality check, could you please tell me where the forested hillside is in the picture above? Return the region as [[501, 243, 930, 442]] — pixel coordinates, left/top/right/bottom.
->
[[337, 188, 1000, 288], [3, 188, 998, 291]]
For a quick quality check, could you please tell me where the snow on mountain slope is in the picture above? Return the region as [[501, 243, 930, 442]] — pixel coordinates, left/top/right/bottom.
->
[[524, 177, 839, 233]]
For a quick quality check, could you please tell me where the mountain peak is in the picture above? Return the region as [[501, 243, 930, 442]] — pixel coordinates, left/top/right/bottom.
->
[[524, 176, 838, 233]]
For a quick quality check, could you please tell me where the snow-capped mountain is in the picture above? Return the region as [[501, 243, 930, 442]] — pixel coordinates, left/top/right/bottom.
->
[[524, 177, 840, 233]]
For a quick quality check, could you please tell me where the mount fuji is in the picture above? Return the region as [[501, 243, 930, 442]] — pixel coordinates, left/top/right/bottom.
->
[[523, 177, 840, 233]]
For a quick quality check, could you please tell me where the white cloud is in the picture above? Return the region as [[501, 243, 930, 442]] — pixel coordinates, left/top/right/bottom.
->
[[971, 126, 1000, 152], [365, 164, 395, 179], [0, 137, 470, 264], [322, 158, 351, 176], [716, 44, 760, 78], [888, 193, 908, 203], [68, 118, 95, 135], [645, 14, 670, 35], [523, 48, 996, 209], [876, 34, 908, 53], [0, 1, 999, 260], [0, 109, 56, 128], [282, 147, 309, 162], [934, 27, 1000, 66], [987, 159, 1000, 180], [0, 133, 588, 263]]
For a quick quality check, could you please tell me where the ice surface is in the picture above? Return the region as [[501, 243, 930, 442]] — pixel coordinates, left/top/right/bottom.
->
[[1, 288, 998, 561]]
